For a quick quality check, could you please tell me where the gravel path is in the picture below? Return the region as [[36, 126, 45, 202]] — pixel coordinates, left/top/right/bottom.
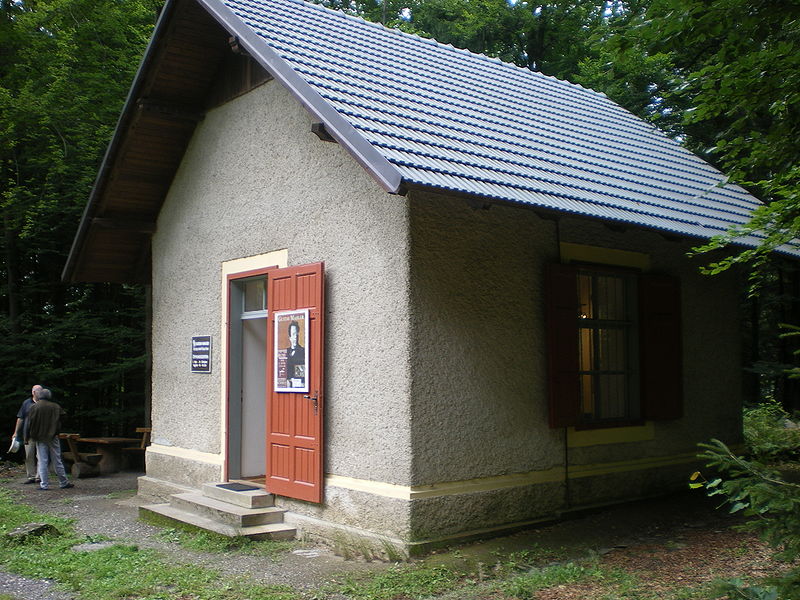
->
[[0, 465, 386, 599], [0, 572, 75, 600]]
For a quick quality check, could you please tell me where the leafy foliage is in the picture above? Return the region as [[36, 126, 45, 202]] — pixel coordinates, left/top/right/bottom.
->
[[0, 0, 158, 434], [631, 0, 800, 276], [742, 400, 800, 462], [692, 438, 800, 598]]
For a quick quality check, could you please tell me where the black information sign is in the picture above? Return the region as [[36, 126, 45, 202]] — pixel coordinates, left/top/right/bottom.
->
[[191, 336, 212, 373]]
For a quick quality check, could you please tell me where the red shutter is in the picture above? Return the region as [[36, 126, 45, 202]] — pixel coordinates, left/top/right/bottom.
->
[[639, 274, 683, 420], [545, 263, 580, 428], [266, 262, 325, 503]]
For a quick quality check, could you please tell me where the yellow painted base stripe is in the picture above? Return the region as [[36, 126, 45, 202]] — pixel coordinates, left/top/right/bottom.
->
[[324, 475, 412, 500], [407, 468, 564, 499], [147, 444, 224, 465], [568, 452, 699, 479], [326, 452, 699, 500]]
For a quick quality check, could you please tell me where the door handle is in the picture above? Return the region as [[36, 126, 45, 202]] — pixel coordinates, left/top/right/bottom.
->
[[303, 392, 319, 415]]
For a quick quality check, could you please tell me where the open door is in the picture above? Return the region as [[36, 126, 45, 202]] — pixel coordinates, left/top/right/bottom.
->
[[266, 262, 324, 503]]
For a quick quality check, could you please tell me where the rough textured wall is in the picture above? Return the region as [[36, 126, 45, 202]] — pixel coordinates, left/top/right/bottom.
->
[[407, 192, 744, 538], [150, 80, 413, 484], [407, 192, 562, 485]]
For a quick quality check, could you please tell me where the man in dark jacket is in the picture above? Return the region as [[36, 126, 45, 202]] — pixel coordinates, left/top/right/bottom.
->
[[25, 388, 72, 490], [11, 384, 41, 483]]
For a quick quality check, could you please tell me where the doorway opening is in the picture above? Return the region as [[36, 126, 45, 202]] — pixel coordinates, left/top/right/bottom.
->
[[228, 275, 268, 481]]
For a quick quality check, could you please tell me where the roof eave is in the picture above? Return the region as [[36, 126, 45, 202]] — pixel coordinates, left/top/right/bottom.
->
[[196, 0, 404, 195], [62, 0, 183, 284]]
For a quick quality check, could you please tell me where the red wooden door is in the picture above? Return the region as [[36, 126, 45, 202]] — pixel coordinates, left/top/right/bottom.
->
[[266, 262, 324, 503]]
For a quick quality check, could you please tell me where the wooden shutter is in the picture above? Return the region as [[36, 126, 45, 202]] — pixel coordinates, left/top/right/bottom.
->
[[266, 262, 325, 503], [545, 263, 580, 428], [639, 273, 683, 420]]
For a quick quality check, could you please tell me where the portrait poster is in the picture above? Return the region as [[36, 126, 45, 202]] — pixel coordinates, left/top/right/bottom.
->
[[274, 309, 309, 393]]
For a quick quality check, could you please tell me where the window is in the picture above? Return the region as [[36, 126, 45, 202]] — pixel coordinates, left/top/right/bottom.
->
[[546, 263, 682, 429], [239, 277, 267, 319], [577, 268, 639, 425]]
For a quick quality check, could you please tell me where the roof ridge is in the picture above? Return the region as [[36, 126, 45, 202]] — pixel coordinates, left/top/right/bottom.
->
[[238, 0, 620, 118]]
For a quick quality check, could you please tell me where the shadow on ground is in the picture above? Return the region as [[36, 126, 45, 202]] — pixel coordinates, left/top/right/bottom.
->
[[0, 461, 740, 599]]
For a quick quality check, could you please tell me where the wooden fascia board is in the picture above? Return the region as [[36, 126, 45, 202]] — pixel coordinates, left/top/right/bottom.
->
[[62, 0, 186, 283], [91, 218, 158, 233], [195, 0, 404, 195]]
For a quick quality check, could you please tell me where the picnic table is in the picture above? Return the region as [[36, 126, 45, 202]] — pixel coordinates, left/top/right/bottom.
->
[[75, 437, 141, 474], [60, 431, 149, 477]]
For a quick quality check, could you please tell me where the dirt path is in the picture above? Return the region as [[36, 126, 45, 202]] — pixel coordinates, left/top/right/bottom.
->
[[1, 462, 790, 599]]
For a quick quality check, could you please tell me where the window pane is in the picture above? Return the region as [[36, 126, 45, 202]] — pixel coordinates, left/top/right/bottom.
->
[[597, 328, 626, 371], [580, 373, 594, 416], [578, 273, 593, 319], [598, 374, 627, 420], [243, 279, 266, 312], [596, 274, 626, 320], [575, 267, 637, 425], [579, 328, 594, 371]]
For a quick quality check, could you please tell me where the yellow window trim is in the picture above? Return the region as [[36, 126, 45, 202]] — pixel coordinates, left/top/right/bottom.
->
[[560, 242, 650, 271], [567, 422, 655, 447]]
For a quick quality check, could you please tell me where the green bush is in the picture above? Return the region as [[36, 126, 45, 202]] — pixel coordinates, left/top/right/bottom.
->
[[743, 400, 800, 461], [693, 439, 800, 598]]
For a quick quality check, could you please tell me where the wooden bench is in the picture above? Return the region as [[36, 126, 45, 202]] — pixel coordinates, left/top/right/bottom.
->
[[122, 427, 151, 469], [75, 436, 141, 474], [59, 433, 102, 478]]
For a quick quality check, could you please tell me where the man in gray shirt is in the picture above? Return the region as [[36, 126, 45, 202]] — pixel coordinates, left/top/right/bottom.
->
[[25, 388, 73, 490]]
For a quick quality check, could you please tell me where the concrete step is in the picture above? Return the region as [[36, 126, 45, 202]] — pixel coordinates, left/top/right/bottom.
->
[[140, 503, 296, 540], [170, 492, 285, 527], [202, 482, 274, 509]]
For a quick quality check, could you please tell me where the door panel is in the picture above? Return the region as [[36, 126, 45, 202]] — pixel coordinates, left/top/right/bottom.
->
[[266, 262, 324, 503]]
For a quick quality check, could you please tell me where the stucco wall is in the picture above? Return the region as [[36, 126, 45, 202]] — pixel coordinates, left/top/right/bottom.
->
[[149, 80, 413, 502], [407, 193, 562, 485], [406, 191, 743, 540]]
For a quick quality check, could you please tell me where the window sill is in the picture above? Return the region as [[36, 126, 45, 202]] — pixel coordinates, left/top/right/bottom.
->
[[567, 421, 655, 448]]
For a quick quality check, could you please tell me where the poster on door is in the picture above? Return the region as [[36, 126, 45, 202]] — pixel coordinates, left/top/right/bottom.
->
[[274, 309, 309, 393]]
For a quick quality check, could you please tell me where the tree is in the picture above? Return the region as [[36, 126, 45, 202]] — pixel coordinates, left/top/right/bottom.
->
[[0, 0, 159, 433], [622, 0, 800, 269]]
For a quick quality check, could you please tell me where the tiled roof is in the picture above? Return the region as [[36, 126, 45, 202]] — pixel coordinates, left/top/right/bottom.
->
[[204, 0, 789, 252]]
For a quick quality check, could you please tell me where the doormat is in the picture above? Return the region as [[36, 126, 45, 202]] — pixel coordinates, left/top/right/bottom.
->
[[216, 483, 259, 492]]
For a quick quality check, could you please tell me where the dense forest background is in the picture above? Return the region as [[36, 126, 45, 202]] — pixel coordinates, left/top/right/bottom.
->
[[1, 0, 798, 436]]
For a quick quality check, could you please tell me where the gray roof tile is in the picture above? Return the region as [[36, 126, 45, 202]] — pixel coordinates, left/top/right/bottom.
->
[[212, 0, 797, 254]]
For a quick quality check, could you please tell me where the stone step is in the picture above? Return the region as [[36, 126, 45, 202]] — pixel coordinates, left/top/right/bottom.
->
[[170, 492, 286, 527], [140, 503, 296, 540], [201, 482, 274, 509]]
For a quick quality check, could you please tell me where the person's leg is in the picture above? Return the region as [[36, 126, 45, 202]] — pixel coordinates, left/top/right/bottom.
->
[[23, 442, 37, 482], [35, 441, 50, 489], [48, 438, 70, 488]]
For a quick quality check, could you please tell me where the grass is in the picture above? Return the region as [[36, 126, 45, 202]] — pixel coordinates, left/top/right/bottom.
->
[[143, 512, 297, 558], [0, 459, 792, 600], [500, 561, 604, 599], [0, 487, 299, 600], [336, 565, 461, 600], [105, 489, 137, 500]]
